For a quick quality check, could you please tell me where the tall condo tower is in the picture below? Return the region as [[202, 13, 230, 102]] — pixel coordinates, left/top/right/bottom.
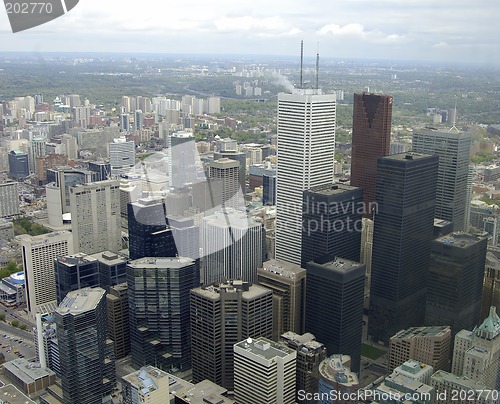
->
[[412, 129, 471, 231], [369, 153, 438, 344], [350, 93, 393, 218], [275, 89, 336, 265]]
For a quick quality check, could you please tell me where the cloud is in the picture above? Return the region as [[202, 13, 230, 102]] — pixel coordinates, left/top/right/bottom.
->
[[433, 42, 448, 48], [212, 15, 301, 37], [318, 23, 404, 43]]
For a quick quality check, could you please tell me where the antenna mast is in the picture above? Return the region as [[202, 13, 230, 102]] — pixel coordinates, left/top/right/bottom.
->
[[300, 40, 304, 89], [315, 43, 320, 90], [449, 96, 459, 133]]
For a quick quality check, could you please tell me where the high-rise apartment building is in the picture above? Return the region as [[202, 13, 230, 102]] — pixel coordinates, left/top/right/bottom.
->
[[350, 92, 392, 218], [426, 232, 488, 337], [0, 182, 19, 218], [280, 332, 327, 404], [208, 158, 241, 209], [369, 153, 438, 344], [190, 280, 273, 391], [412, 129, 471, 231], [55, 287, 115, 404], [20, 231, 74, 316], [202, 209, 263, 284], [275, 89, 336, 265], [301, 184, 363, 267], [127, 198, 177, 260], [69, 180, 122, 254], [257, 259, 306, 340], [128, 257, 199, 371], [234, 337, 297, 404], [306, 257, 365, 372], [389, 326, 452, 372], [106, 283, 129, 360]]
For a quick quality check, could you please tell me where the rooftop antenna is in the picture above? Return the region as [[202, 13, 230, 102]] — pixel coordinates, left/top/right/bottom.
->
[[300, 40, 304, 89], [449, 96, 459, 133], [315, 42, 320, 90]]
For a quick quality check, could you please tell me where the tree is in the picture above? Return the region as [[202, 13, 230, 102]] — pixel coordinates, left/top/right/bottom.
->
[[0, 314, 5, 322], [19, 324, 27, 331], [11, 320, 18, 328]]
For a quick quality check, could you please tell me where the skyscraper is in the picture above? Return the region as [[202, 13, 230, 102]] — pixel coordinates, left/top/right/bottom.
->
[[127, 198, 177, 260], [275, 89, 336, 265], [106, 283, 129, 360], [54, 253, 100, 303], [170, 131, 198, 189], [202, 209, 264, 284], [8, 150, 29, 179], [301, 184, 364, 267], [426, 232, 488, 337], [208, 158, 241, 209], [128, 257, 199, 371], [317, 355, 359, 404], [69, 180, 122, 255], [234, 337, 297, 404], [20, 230, 74, 316], [190, 280, 273, 391], [55, 287, 115, 404], [306, 257, 365, 372], [213, 150, 247, 194], [412, 129, 471, 231], [350, 92, 393, 218], [257, 259, 307, 339], [109, 138, 135, 176], [0, 182, 20, 218], [369, 153, 439, 344]]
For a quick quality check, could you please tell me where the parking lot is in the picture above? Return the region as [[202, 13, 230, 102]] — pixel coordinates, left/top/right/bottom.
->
[[0, 332, 36, 363]]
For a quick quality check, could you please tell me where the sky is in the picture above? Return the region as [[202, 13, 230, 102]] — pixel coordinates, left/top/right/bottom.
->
[[0, 0, 499, 66]]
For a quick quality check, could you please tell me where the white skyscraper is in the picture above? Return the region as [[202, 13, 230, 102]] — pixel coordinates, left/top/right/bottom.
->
[[69, 180, 122, 254], [0, 182, 20, 218], [109, 137, 135, 176], [275, 89, 336, 265], [20, 230, 74, 316]]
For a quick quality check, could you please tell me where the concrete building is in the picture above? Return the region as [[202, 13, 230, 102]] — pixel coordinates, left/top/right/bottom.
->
[[306, 257, 365, 372], [109, 137, 135, 176], [213, 150, 247, 194], [106, 283, 129, 360], [234, 337, 297, 404], [0, 182, 19, 218], [173, 379, 234, 403], [54, 287, 115, 404], [0, 218, 14, 241], [0, 272, 25, 307], [208, 158, 242, 209], [190, 280, 273, 391], [0, 384, 36, 404], [275, 89, 336, 265], [431, 370, 496, 404], [426, 232, 488, 337], [69, 180, 122, 254], [257, 259, 306, 340], [122, 366, 170, 404], [202, 209, 264, 284], [481, 247, 500, 322], [3, 358, 56, 396], [317, 355, 359, 404], [412, 129, 471, 231], [20, 231, 74, 316], [280, 332, 327, 404], [389, 326, 452, 372]]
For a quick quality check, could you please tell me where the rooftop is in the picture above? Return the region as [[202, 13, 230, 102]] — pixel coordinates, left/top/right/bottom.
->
[[436, 232, 486, 248], [173, 379, 233, 403], [319, 354, 358, 387], [260, 259, 306, 279], [320, 257, 364, 272], [194, 281, 271, 301], [3, 358, 56, 383], [0, 384, 36, 404], [56, 253, 97, 266], [234, 337, 294, 361], [89, 251, 127, 266], [128, 256, 195, 269], [391, 325, 451, 340], [308, 183, 361, 195], [56, 287, 105, 315]]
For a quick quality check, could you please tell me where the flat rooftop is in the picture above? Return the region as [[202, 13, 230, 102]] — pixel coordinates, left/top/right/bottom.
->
[[391, 325, 451, 340], [56, 287, 105, 315], [173, 379, 233, 403], [320, 257, 364, 272], [0, 384, 36, 404], [193, 282, 271, 301], [382, 152, 434, 161], [235, 337, 293, 361], [260, 259, 305, 278], [128, 256, 195, 269], [435, 232, 486, 248], [308, 183, 361, 195], [3, 358, 55, 383]]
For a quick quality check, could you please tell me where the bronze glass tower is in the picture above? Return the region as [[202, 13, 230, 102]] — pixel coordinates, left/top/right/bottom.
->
[[350, 93, 392, 217]]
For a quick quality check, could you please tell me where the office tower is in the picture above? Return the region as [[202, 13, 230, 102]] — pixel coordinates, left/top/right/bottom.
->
[[263, 169, 277, 205], [202, 209, 264, 284], [106, 283, 129, 359], [170, 131, 197, 189], [451, 307, 500, 389], [360, 217, 374, 295], [127, 198, 177, 260], [109, 138, 135, 176], [234, 337, 296, 404], [481, 247, 500, 321], [122, 366, 170, 403], [431, 371, 494, 404], [208, 158, 241, 209], [426, 232, 488, 337], [275, 89, 336, 265], [434, 218, 454, 238], [55, 287, 115, 404], [317, 355, 359, 404], [74, 105, 91, 127], [280, 332, 327, 404], [301, 184, 364, 267], [134, 109, 143, 131], [54, 253, 100, 304], [20, 231, 73, 316], [88, 161, 111, 181], [306, 257, 365, 372], [412, 129, 471, 231], [190, 280, 273, 391], [389, 326, 452, 372], [8, 150, 29, 179], [0, 182, 19, 218], [369, 153, 439, 344], [69, 179, 122, 254], [89, 250, 128, 290], [169, 216, 200, 260], [128, 257, 199, 371], [214, 150, 247, 193], [28, 137, 47, 174], [119, 113, 129, 132], [350, 92, 393, 218], [257, 259, 307, 340]]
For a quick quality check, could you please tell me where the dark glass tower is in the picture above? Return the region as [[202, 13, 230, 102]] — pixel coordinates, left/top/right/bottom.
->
[[426, 232, 488, 337], [301, 184, 364, 268], [128, 257, 199, 371], [8, 150, 29, 179], [55, 287, 115, 404], [55, 253, 100, 304], [350, 93, 393, 218], [305, 257, 365, 373], [127, 198, 177, 260], [369, 153, 439, 344]]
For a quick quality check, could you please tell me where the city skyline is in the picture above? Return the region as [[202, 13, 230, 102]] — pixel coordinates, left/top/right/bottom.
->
[[0, 1, 497, 67]]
